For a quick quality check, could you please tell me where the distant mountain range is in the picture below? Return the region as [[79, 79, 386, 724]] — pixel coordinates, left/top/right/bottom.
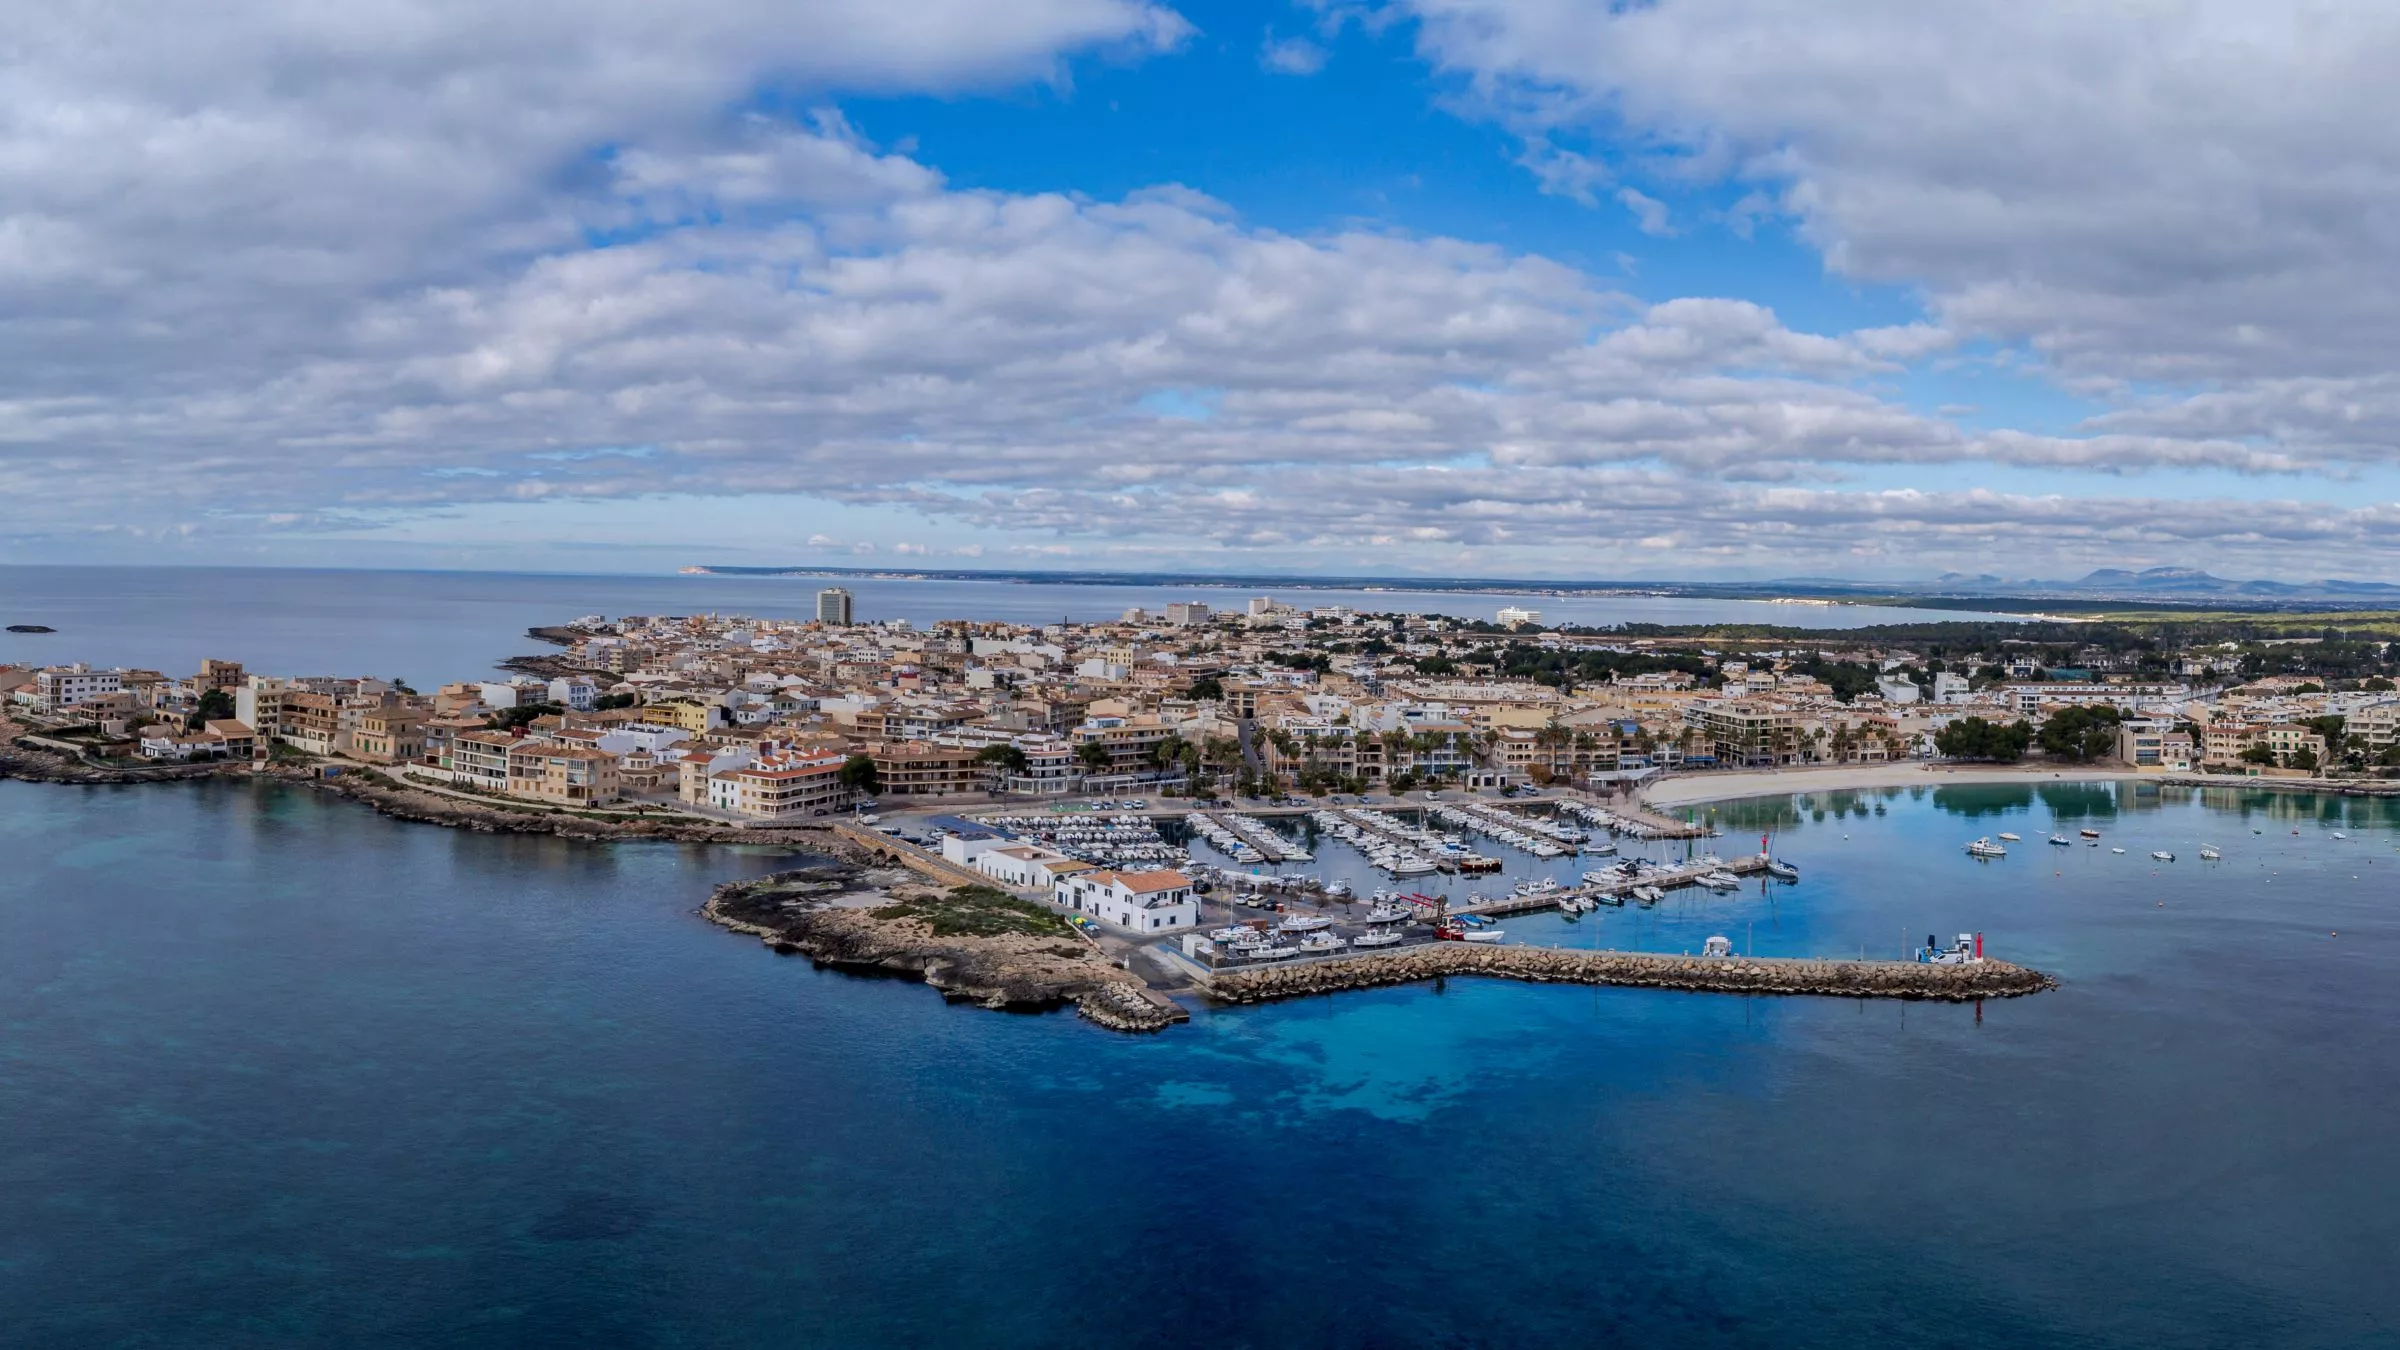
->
[[1923, 567, 2400, 603], [688, 563, 2400, 612]]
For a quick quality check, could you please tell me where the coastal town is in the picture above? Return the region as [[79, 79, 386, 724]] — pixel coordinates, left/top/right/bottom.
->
[[7, 589, 2395, 801], [4, 588, 2391, 1022]]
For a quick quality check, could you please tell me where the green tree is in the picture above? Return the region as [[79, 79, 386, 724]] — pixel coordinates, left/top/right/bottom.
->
[[1935, 716, 2032, 762], [975, 743, 1029, 777], [839, 753, 881, 795], [2037, 705, 2124, 762], [185, 687, 237, 730], [1186, 675, 1224, 702], [2238, 743, 2277, 767], [1075, 740, 1113, 773]]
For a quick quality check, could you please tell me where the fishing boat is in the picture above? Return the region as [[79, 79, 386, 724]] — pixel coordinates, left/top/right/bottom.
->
[[1276, 915, 1333, 933], [1997, 832, 2022, 842], [1352, 928, 1404, 947], [2198, 845, 2222, 861], [2152, 850, 2175, 862], [1965, 837, 2008, 858], [1917, 932, 1980, 965], [1296, 930, 1345, 953], [1208, 925, 1254, 943], [1363, 903, 1411, 924], [1252, 943, 1300, 960]]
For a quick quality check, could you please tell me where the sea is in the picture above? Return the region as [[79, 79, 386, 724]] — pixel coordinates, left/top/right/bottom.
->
[[0, 565, 2026, 690], [4, 777, 2396, 1347], [4, 567, 2397, 1347]]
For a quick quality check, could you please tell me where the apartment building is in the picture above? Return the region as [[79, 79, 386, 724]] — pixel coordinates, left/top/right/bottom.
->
[[707, 751, 847, 819], [869, 741, 987, 797], [1068, 715, 1176, 775], [31, 664, 122, 712], [351, 707, 428, 764], [1688, 698, 1799, 768], [448, 729, 517, 792], [506, 742, 622, 805]]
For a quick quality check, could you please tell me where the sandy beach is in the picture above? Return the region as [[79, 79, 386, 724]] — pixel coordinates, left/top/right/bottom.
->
[[1637, 762, 2146, 809]]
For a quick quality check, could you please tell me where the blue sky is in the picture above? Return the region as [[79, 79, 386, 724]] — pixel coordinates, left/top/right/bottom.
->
[[4, 1, 2398, 580]]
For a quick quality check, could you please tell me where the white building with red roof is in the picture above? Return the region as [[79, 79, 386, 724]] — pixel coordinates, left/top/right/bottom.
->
[[1053, 868, 1197, 932]]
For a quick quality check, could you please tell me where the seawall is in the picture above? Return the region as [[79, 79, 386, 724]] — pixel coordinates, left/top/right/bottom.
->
[[1201, 944, 2054, 1005]]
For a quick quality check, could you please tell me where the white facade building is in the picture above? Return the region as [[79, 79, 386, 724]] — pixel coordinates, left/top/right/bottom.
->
[[547, 677, 598, 711], [1496, 606, 1542, 627], [31, 665, 123, 712], [1053, 869, 1198, 932]]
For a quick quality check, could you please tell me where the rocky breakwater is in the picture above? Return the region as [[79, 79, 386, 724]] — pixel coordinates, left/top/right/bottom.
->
[[1204, 945, 2055, 1007], [706, 869, 1187, 1033]]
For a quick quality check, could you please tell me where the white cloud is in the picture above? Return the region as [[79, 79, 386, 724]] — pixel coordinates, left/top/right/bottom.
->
[[1260, 34, 1331, 75], [2, 1, 2394, 578], [1399, 0, 2400, 456]]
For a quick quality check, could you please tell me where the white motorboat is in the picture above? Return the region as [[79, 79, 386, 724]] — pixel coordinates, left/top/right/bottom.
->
[[1352, 928, 1404, 947], [1460, 929, 1505, 943], [1391, 856, 1438, 876], [1633, 885, 1665, 903], [2331, 831, 2349, 840], [2151, 850, 2175, 862], [2198, 845, 2221, 861], [1250, 943, 1299, 961], [1582, 870, 1620, 886], [1997, 832, 2022, 842], [1277, 915, 1334, 933], [2111, 847, 2127, 854], [2048, 835, 2072, 847], [1765, 859, 1799, 881], [1965, 837, 2008, 858], [1296, 930, 1345, 953], [1697, 871, 1741, 891], [1363, 903, 1412, 924]]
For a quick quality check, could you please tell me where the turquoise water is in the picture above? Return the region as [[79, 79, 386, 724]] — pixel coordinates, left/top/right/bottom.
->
[[4, 777, 2397, 1347]]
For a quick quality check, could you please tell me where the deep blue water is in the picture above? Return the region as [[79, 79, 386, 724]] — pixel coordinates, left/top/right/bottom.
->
[[0, 565, 2022, 689], [4, 777, 2396, 1347]]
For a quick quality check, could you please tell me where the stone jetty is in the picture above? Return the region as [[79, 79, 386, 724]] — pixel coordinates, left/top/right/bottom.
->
[[1202, 944, 2054, 1005]]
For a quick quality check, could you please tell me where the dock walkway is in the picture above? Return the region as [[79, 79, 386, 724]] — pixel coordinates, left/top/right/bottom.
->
[[1456, 855, 1769, 917]]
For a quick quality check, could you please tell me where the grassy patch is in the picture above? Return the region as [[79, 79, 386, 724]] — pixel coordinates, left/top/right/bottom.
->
[[877, 885, 1073, 939]]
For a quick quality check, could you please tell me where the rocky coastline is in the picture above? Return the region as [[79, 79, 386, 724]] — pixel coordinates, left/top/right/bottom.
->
[[2, 731, 240, 786], [1203, 944, 2056, 1006], [704, 869, 1187, 1033]]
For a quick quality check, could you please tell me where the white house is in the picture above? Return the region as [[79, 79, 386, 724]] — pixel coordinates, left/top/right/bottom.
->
[[1053, 869, 1198, 932], [939, 835, 1092, 891], [547, 677, 598, 711]]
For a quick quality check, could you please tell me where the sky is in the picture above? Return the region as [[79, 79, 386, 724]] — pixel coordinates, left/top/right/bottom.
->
[[5, 0, 2400, 583]]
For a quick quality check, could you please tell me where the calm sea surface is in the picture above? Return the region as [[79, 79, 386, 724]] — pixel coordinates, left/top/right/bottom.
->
[[0, 565, 2023, 689], [4, 776, 2395, 1348]]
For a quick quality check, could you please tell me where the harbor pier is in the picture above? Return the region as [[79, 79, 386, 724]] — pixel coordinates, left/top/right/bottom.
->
[[1201, 943, 2054, 1005]]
